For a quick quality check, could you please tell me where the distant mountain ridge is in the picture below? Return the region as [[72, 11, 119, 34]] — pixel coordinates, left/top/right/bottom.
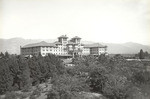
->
[[0, 38, 150, 54]]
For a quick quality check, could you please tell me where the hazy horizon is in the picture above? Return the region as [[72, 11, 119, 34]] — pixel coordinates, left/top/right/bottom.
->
[[1, 36, 150, 46], [1, 0, 150, 45]]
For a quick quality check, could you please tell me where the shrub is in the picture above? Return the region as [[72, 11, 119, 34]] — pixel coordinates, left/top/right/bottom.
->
[[0, 59, 13, 94], [31, 86, 42, 97], [89, 68, 107, 93], [47, 89, 60, 99], [4, 91, 18, 99], [132, 71, 150, 85], [20, 93, 29, 99], [29, 95, 36, 99], [47, 74, 90, 99], [103, 74, 131, 99]]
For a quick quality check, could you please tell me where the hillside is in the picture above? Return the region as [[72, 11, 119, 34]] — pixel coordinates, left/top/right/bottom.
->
[[102, 42, 150, 54], [0, 38, 150, 54], [0, 38, 56, 54]]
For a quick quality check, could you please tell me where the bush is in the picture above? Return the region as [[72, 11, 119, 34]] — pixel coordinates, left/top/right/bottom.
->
[[4, 91, 18, 99], [29, 95, 36, 99], [0, 53, 66, 94], [47, 89, 60, 99], [22, 84, 32, 92], [20, 93, 29, 99], [87, 57, 136, 99], [0, 59, 13, 94], [47, 89, 87, 99], [132, 71, 150, 85], [103, 74, 131, 99], [31, 85, 42, 97], [47, 74, 90, 99], [89, 67, 107, 93]]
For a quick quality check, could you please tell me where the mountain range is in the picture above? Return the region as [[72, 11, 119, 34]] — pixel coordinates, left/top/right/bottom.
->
[[0, 38, 150, 54]]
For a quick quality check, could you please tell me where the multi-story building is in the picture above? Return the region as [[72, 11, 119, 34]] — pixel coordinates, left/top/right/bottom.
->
[[20, 35, 107, 57], [84, 43, 107, 55]]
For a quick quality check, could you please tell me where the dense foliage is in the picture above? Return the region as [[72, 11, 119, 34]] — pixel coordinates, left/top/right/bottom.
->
[[0, 52, 150, 99], [0, 53, 65, 94], [47, 74, 89, 99], [67, 54, 150, 99], [135, 49, 150, 59]]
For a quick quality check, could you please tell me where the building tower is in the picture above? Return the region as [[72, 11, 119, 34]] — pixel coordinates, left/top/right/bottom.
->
[[58, 35, 68, 45], [71, 36, 81, 44], [70, 36, 82, 57]]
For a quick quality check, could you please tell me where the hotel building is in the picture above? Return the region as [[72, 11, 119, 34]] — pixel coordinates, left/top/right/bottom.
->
[[20, 35, 107, 57]]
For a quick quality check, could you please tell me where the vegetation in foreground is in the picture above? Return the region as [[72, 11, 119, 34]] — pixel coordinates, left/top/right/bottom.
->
[[0, 51, 150, 99]]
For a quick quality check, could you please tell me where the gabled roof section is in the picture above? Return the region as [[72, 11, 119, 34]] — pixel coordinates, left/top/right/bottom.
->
[[58, 35, 68, 39], [72, 36, 81, 39], [54, 41, 62, 45], [22, 41, 56, 48], [84, 43, 107, 48]]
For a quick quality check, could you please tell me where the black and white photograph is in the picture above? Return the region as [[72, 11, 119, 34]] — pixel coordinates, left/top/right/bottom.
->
[[0, 0, 150, 99]]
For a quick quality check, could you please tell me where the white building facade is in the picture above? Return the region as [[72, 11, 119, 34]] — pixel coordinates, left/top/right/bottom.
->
[[20, 35, 108, 57]]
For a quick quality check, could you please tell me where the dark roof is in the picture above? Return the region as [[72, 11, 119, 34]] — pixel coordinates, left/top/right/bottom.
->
[[54, 41, 62, 45], [84, 43, 107, 48], [67, 41, 76, 45], [72, 36, 81, 39], [58, 35, 68, 38], [22, 41, 56, 48]]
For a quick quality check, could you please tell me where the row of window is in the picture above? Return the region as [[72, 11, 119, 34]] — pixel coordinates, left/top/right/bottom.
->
[[99, 48, 106, 51], [22, 50, 39, 52], [90, 48, 105, 51], [42, 49, 65, 51], [42, 52, 67, 55], [41, 47, 63, 49], [22, 53, 38, 55]]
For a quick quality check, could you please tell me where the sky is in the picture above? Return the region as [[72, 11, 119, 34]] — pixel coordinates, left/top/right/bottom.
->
[[0, 0, 150, 45]]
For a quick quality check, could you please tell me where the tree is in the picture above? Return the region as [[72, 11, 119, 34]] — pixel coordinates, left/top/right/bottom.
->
[[89, 67, 107, 93], [28, 54, 65, 85], [103, 74, 131, 99], [144, 51, 149, 56], [21, 64, 32, 92], [38, 52, 42, 57], [0, 58, 13, 94], [144, 51, 149, 59], [139, 49, 144, 59], [4, 51, 10, 58], [0, 52, 5, 58], [12, 71, 22, 90], [97, 54, 109, 64]]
